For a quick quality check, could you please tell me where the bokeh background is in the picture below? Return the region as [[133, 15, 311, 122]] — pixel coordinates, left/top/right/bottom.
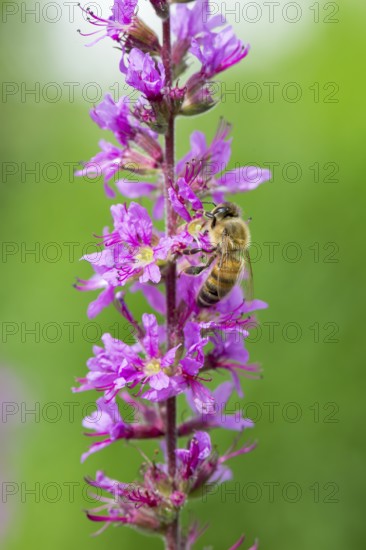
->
[[1, 0, 365, 548]]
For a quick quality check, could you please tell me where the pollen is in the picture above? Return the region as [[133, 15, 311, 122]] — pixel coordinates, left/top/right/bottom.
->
[[135, 246, 154, 265], [187, 220, 203, 237], [144, 358, 161, 376]]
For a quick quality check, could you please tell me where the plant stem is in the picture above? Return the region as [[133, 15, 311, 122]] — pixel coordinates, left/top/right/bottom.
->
[[162, 10, 179, 550]]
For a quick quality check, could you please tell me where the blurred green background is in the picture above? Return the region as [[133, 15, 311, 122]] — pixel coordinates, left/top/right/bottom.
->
[[1, 1, 364, 548]]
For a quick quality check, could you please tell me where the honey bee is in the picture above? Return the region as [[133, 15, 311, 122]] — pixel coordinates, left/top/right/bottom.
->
[[184, 202, 253, 307]]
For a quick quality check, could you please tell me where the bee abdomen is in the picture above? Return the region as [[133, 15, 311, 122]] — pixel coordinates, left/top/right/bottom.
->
[[211, 264, 237, 288], [197, 265, 236, 308], [197, 275, 220, 308]]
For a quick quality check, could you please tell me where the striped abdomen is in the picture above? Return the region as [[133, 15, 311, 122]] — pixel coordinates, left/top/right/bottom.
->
[[197, 253, 241, 308]]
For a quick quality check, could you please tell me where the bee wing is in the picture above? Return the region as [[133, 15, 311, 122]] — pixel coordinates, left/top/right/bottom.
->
[[216, 233, 246, 299], [242, 248, 254, 303], [216, 235, 254, 302]]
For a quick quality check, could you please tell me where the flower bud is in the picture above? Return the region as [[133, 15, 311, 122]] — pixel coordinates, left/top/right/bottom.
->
[[170, 85, 186, 113], [170, 490, 187, 507], [125, 16, 161, 54], [180, 73, 217, 116], [122, 148, 161, 174]]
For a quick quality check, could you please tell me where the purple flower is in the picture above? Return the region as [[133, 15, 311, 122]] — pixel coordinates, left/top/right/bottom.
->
[[141, 321, 213, 411], [81, 396, 164, 462], [77, 95, 163, 198], [74, 263, 115, 319], [75, 140, 123, 198], [73, 332, 139, 398], [102, 202, 170, 282], [131, 275, 267, 343], [115, 179, 157, 199], [112, 178, 164, 220], [206, 332, 256, 396], [77, 203, 174, 314], [81, 397, 130, 462], [90, 94, 161, 155], [140, 362, 211, 410], [116, 176, 164, 220], [203, 286, 268, 345], [131, 277, 197, 320], [91, 95, 132, 143], [176, 275, 263, 335], [179, 381, 254, 435], [171, 0, 225, 76], [86, 455, 195, 530], [162, 433, 256, 502], [79, 1, 161, 54], [120, 48, 166, 100], [85, 470, 164, 530], [130, 282, 264, 403], [175, 120, 271, 205], [74, 314, 181, 400], [76, 139, 161, 199], [78, 1, 137, 43], [212, 166, 272, 204], [111, 0, 138, 25], [220, 441, 257, 465], [173, 431, 238, 494], [172, 0, 221, 43], [73, 311, 231, 421], [176, 431, 211, 479], [172, 5, 249, 114], [191, 26, 250, 78], [177, 119, 232, 176], [169, 175, 203, 222]]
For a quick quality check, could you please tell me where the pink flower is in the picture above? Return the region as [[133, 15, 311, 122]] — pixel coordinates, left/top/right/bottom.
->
[[191, 26, 250, 77], [120, 48, 166, 100], [76, 203, 175, 316]]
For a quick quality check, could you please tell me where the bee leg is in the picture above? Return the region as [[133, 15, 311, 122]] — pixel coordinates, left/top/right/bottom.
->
[[182, 253, 216, 276], [183, 265, 209, 276], [183, 247, 217, 256], [183, 247, 203, 256], [172, 247, 214, 263]]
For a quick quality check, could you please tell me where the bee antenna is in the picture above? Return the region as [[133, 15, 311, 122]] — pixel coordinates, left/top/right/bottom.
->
[[201, 201, 216, 207]]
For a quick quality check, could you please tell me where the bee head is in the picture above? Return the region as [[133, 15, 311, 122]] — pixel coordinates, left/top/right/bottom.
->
[[206, 202, 241, 222]]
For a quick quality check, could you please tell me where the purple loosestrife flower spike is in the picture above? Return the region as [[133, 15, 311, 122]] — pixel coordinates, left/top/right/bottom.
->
[[73, 1, 270, 547]]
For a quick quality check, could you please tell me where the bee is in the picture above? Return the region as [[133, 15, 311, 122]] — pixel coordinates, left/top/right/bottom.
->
[[184, 202, 253, 307]]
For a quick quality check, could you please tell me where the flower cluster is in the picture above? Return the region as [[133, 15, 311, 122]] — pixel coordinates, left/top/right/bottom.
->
[[86, 433, 256, 534], [74, 0, 269, 548]]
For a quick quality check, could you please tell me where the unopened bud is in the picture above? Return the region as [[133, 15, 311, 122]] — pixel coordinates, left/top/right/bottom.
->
[[170, 490, 186, 507], [126, 17, 161, 55], [180, 74, 216, 116], [170, 86, 186, 114]]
